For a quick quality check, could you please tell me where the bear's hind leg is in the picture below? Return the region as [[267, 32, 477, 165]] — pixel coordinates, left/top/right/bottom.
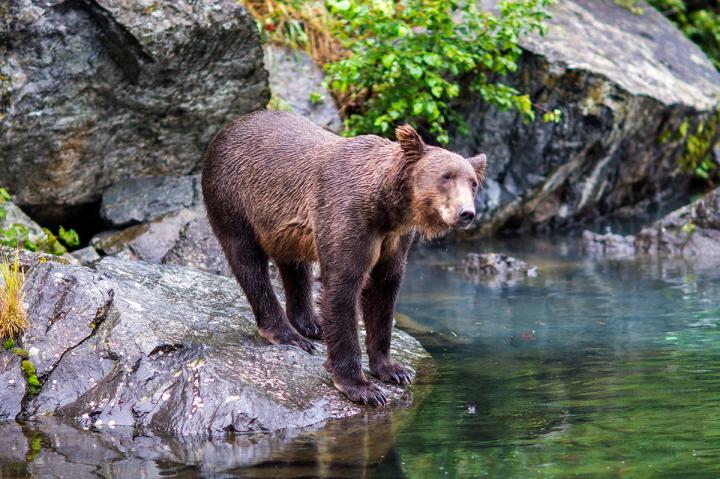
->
[[277, 261, 323, 339], [219, 230, 315, 354]]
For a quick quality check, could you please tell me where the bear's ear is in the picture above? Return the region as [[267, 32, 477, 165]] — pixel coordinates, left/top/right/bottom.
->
[[395, 124, 426, 159], [468, 153, 487, 180]]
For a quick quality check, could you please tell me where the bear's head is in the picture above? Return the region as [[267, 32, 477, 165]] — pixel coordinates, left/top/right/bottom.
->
[[395, 124, 487, 238]]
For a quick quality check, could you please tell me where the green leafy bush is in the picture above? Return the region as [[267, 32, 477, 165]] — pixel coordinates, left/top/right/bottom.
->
[[0, 188, 81, 255], [324, 0, 551, 143]]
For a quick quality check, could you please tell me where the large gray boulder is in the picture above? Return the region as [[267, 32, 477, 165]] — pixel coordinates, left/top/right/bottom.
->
[[582, 187, 720, 257], [0, 248, 431, 436], [635, 187, 720, 256], [457, 0, 720, 236], [1, 0, 268, 222], [264, 45, 343, 133], [100, 175, 203, 228]]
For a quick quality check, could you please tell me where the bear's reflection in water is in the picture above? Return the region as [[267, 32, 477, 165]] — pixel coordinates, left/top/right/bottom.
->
[[0, 412, 408, 478]]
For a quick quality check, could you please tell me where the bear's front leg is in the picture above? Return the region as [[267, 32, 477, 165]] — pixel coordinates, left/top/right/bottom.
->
[[362, 234, 416, 385], [318, 236, 387, 407]]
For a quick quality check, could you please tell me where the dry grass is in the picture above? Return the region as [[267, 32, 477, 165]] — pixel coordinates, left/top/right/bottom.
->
[[243, 0, 345, 65], [0, 250, 28, 340]]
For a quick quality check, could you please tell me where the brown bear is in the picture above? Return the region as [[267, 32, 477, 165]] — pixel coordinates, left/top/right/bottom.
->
[[201, 110, 486, 406]]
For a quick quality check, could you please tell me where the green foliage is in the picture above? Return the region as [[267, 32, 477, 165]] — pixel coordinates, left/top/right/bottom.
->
[[58, 226, 80, 248], [542, 108, 562, 123], [308, 90, 324, 105], [325, 0, 552, 143], [3, 338, 14, 350], [0, 188, 80, 255], [676, 109, 720, 182], [12, 348, 29, 359], [0, 224, 37, 252], [20, 359, 41, 394]]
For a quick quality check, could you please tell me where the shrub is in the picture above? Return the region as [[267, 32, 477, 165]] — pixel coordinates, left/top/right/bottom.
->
[[245, 0, 552, 143], [245, 0, 343, 64], [324, 0, 552, 143]]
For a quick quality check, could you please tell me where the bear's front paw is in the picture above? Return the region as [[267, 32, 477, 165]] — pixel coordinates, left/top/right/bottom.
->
[[370, 361, 416, 385], [290, 312, 323, 340], [333, 376, 387, 407], [259, 325, 316, 354]]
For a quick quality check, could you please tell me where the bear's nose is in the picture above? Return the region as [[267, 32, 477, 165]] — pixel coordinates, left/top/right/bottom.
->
[[458, 207, 475, 226]]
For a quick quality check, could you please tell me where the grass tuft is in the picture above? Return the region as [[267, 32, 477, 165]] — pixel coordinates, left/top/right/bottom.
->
[[0, 250, 28, 341]]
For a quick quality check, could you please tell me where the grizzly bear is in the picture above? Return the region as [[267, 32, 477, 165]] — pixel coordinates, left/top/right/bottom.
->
[[202, 110, 486, 406]]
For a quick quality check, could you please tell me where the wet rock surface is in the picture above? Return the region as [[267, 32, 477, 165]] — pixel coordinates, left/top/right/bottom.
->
[[456, 0, 720, 237], [100, 175, 203, 228], [1, 0, 268, 221], [583, 187, 720, 257], [264, 45, 343, 133], [92, 207, 233, 277], [635, 187, 720, 256], [0, 248, 431, 437]]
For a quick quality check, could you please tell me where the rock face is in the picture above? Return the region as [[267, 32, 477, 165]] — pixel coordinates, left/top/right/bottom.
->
[[635, 187, 720, 256], [582, 187, 720, 257], [101, 175, 203, 228], [92, 207, 232, 277], [456, 0, 720, 237], [0, 248, 431, 436], [264, 46, 343, 133], [1, 0, 269, 221]]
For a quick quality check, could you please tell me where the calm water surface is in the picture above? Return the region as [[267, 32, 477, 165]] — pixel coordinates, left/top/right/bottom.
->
[[2, 237, 720, 478]]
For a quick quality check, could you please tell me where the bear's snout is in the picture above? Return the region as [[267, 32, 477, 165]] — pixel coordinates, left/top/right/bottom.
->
[[456, 206, 476, 227]]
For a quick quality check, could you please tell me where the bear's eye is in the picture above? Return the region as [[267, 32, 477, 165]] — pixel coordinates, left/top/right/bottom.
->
[[471, 180, 478, 189], [442, 173, 452, 181]]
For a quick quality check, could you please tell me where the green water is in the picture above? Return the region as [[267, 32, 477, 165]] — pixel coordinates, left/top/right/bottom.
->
[[390, 238, 720, 478], [2, 237, 720, 478]]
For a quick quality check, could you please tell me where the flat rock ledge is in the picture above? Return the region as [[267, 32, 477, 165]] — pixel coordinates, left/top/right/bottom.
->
[[0, 248, 432, 437], [582, 187, 720, 257]]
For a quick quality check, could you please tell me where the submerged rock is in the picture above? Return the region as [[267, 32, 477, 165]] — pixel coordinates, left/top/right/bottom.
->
[[0, 248, 431, 435], [264, 46, 343, 133], [1, 0, 268, 222], [581, 230, 637, 258], [456, 0, 720, 236], [101, 175, 203, 228], [582, 187, 720, 257], [449, 253, 538, 284]]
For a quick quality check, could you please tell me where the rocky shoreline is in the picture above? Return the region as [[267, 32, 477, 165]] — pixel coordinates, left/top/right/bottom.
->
[[0, 248, 432, 436]]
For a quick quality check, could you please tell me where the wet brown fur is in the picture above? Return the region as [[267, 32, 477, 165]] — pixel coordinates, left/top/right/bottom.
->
[[202, 110, 486, 406]]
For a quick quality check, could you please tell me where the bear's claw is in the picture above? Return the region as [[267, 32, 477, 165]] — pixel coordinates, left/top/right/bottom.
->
[[333, 377, 387, 407], [259, 326, 316, 354], [370, 361, 416, 385], [291, 313, 323, 340]]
